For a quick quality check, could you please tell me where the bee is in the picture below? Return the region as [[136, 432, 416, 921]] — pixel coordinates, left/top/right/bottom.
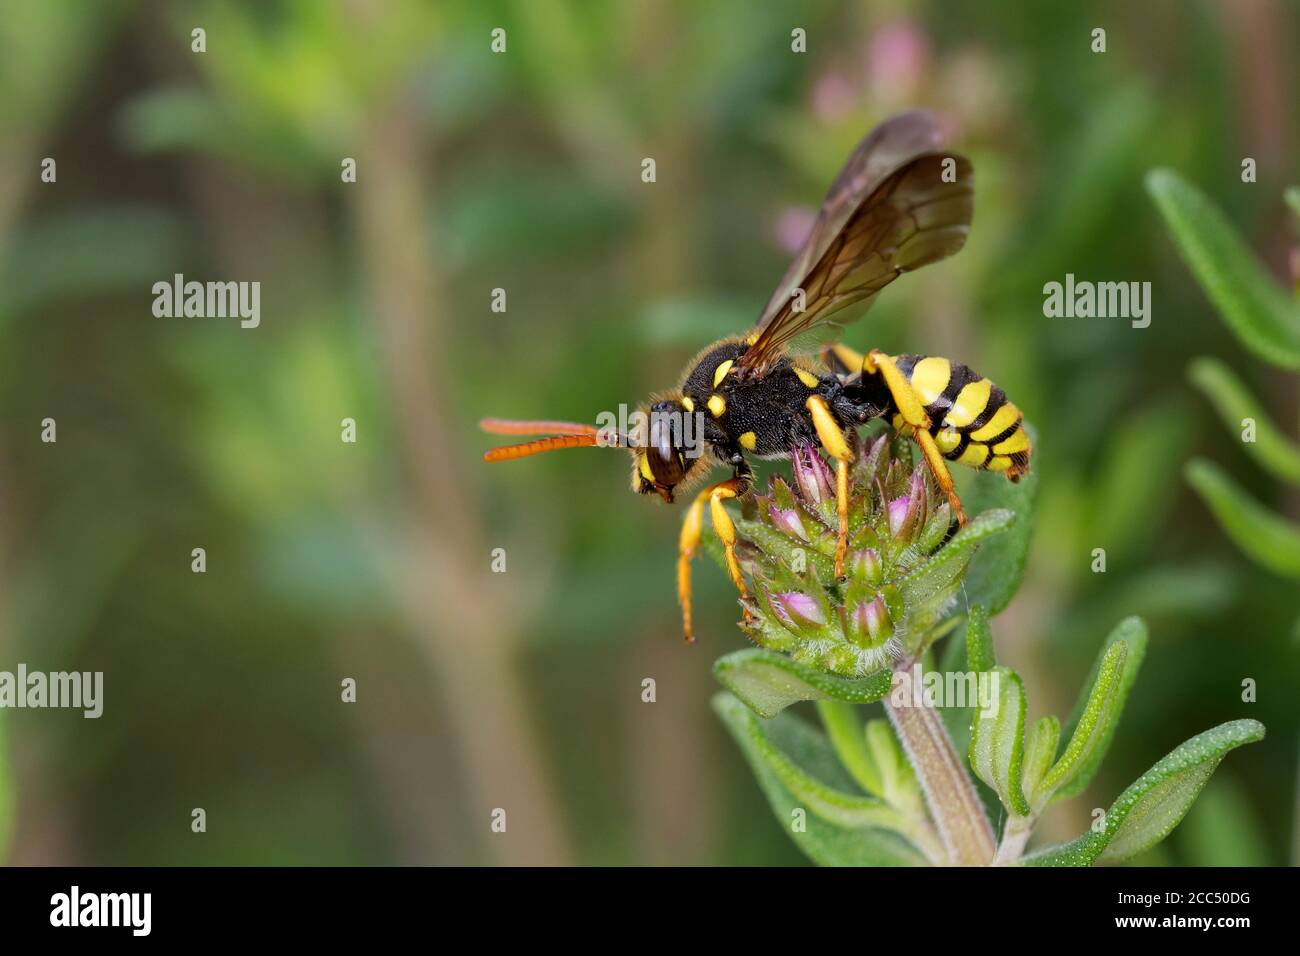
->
[[482, 111, 1031, 641]]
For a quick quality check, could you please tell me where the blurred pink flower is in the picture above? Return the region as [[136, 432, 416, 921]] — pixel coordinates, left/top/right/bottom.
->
[[774, 205, 816, 254], [812, 71, 857, 123], [867, 19, 931, 105]]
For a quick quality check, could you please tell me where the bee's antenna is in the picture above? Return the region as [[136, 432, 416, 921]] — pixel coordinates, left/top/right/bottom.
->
[[480, 418, 628, 461]]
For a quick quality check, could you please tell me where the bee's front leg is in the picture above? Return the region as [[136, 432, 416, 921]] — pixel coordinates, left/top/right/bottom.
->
[[675, 460, 754, 643]]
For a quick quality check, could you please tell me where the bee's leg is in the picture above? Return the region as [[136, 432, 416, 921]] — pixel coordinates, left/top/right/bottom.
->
[[677, 473, 752, 643], [805, 394, 854, 576], [821, 342, 866, 378], [862, 350, 968, 525]]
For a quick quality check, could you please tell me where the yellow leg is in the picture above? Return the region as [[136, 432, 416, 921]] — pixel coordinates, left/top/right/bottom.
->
[[863, 350, 968, 525], [677, 477, 750, 643], [677, 497, 705, 643], [915, 429, 968, 525], [822, 343, 865, 377], [835, 458, 850, 574], [806, 394, 854, 576]]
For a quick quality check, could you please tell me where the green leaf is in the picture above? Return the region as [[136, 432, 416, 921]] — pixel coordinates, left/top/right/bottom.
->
[[968, 666, 1030, 816], [1087, 403, 1194, 564], [733, 517, 835, 582], [965, 604, 995, 673], [1020, 715, 1060, 803], [1146, 169, 1300, 368], [932, 641, 982, 761], [713, 693, 926, 865], [1185, 458, 1300, 576], [0, 205, 187, 316], [1034, 641, 1127, 806], [863, 718, 924, 816], [1188, 357, 1300, 485], [1024, 720, 1266, 866], [1055, 617, 1148, 801], [713, 648, 891, 719], [897, 508, 1016, 648], [961, 427, 1039, 616], [815, 700, 881, 796]]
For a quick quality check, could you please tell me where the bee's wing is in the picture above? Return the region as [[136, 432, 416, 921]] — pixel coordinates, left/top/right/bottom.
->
[[735, 110, 973, 378]]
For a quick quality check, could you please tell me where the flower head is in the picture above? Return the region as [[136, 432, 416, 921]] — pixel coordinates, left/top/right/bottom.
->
[[732, 432, 964, 677]]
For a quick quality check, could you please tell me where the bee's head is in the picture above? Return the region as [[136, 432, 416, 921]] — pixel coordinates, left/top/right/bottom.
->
[[632, 399, 694, 503], [480, 400, 701, 504]]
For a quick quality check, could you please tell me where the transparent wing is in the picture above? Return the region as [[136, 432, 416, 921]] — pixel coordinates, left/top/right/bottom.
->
[[736, 111, 973, 377]]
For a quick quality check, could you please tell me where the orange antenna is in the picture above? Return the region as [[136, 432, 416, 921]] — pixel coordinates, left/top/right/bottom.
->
[[480, 417, 626, 462], [484, 433, 602, 461], [480, 418, 600, 437]]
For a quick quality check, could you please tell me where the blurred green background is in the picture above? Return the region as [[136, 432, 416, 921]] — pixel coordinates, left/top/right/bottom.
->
[[0, 0, 1296, 866]]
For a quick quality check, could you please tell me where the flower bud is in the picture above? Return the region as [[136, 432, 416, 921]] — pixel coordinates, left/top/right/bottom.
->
[[728, 436, 972, 677], [879, 584, 904, 622], [850, 548, 884, 586], [767, 503, 809, 542], [888, 495, 912, 537], [846, 595, 894, 648], [791, 444, 835, 507], [765, 589, 826, 637]]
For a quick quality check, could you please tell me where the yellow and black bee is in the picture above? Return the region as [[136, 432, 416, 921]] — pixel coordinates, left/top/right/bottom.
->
[[482, 111, 1030, 641]]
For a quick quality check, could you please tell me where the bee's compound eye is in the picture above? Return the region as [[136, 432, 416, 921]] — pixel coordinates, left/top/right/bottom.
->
[[647, 401, 688, 487]]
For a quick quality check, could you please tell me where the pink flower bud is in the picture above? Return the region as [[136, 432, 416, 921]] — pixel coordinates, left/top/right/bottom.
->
[[768, 503, 810, 542], [767, 590, 826, 636], [791, 444, 835, 507], [888, 496, 912, 536], [847, 595, 893, 648]]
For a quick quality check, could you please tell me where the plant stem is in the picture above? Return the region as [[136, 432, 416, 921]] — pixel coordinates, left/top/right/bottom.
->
[[992, 814, 1035, 866], [902, 817, 949, 867], [351, 99, 573, 864], [883, 671, 996, 866]]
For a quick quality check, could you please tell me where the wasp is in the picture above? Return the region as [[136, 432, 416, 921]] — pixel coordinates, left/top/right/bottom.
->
[[482, 111, 1031, 641]]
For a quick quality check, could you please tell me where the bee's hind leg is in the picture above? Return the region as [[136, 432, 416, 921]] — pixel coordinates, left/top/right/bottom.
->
[[862, 350, 968, 526], [676, 471, 752, 643], [805, 394, 854, 577], [821, 343, 866, 379]]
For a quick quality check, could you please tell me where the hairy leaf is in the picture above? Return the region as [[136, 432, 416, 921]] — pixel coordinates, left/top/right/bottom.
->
[[968, 666, 1030, 816], [1024, 720, 1265, 866], [713, 648, 891, 719], [1055, 617, 1148, 801], [965, 604, 995, 673], [962, 430, 1039, 616], [1034, 641, 1127, 806], [1020, 715, 1060, 804], [1147, 169, 1300, 368], [897, 508, 1015, 643], [713, 693, 925, 865], [815, 700, 881, 796], [1186, 459, 1300, 576], [1188, 357, 1300, 485]]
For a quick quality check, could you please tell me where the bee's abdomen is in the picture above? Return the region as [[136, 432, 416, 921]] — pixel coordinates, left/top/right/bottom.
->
[[891, 354, 1031, 481]]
